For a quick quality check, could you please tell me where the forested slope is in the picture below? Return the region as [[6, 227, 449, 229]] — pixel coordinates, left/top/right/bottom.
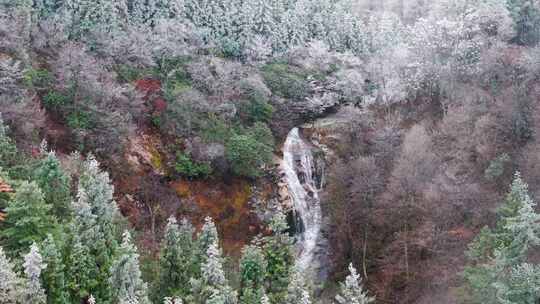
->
[[1, 0, 540, 303]]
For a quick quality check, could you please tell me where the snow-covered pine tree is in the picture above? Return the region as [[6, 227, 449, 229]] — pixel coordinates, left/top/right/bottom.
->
[[191, 239, 237, 304], [463, 172, 540, 303], [23, 243, 47, 304], [95, 0, 128, 34], [469, 172, 540, 303], [65, 0, 126, 36], [240, 244, 267, 286], [74, 154, 120, 247], [41, 234, 69, 304], [75, 0, 99, 34], [109, 231, 151, 304], [184, 0, 212, 28], [70, 155, 122, 303], [35, 151, 72, 219], [325, 0, 364, 53], [0, 113, 21, 179], [495, 262, 540, 304], [502, 172, 540, 261], [202, 241, 226, 288], [66, 236, 98, 303], [156, 217, 198, 300], [507, 0, 540, 45], [335, 263, 374, 304], [216, 0, 244, 56], [1, 181, 54, 257], [263, 209, 294, 302], [57, 0, 77, 37], [285, 268, 311, 304], [251, 0, 276, 37], [208, 0, 228, 40], [0, 246, 22, 304], [33, 0, 58, 19], [206, 241, 237, 304], [131, 0, 152, 26], [198, 216, 219, 257], [151, 0, 184, 22], [275, 0, 310, 51], [239, 244, 266, 304], [13, 0, 34, 47]]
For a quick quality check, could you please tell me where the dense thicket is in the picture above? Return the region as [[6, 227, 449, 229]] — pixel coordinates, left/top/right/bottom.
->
[[0, 119, 323, 303]]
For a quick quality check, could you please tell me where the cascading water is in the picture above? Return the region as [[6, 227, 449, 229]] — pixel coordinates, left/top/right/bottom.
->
[[282, 127, 323, 273]]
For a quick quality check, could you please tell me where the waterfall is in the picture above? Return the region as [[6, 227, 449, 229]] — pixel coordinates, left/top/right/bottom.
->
[[282, 127, 323, 273]]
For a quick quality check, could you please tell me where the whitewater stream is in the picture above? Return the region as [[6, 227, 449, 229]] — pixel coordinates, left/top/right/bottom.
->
[[282, 127, 323, 274]]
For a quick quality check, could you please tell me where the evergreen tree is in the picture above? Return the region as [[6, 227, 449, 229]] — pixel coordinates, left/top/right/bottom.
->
[[335, 263, 374, 304], [190, 239, 237, 304], [70, 155, 121, 303], [64, 0, 126, 37], [198, 216, 219, 258], [1, 181, 55, 257], [0, 169, 11, 212], [239, 244, 266, 304], [502, 172, 540, 261], [34, 0, 58, 19], [285, 268, 310, 304], [74, 0, 99, 35], [507, 0, 540, 45], [66, 237, 98, 303], [23, 243, 47, 304], [0, 246, 22, 304], [495, 262, 540, 304], [58, 0, 77, 38], [0, 113, 23, 179], [35, 151, 72, 220], [41, 234, 69, 304], [14, 0, 34, 49], [151, 0, 184, 22], [464, 172, 540, 303], [156, 217, 198, 300], [131, 0, 153, 26], [201, 241, 226, 287], [251, 0, 276, 37], [263, 210, 294, 303], [109, 231, 150, 304], [97, 0, 127, 34]]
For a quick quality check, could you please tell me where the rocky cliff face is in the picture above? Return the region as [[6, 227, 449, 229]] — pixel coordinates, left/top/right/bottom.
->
[[270, 93, 341, 139]]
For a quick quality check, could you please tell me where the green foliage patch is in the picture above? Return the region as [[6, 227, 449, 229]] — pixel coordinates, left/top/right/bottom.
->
[[238, 92, 274, 124], [23, 68, 52, 89], [43, 91, 71, 109], [225, 123, 274, 178], [261, 63, 310, 100], [116, 64, 154, 83], [67, 111, 93, 130], [175, 152, 213, 179]]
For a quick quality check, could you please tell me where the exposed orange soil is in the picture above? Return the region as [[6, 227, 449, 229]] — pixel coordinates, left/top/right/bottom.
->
[[171, 178, 264, 257]]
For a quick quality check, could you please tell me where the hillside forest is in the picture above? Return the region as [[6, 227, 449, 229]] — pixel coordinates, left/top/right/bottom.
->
[[2, 0, 540, 303]]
